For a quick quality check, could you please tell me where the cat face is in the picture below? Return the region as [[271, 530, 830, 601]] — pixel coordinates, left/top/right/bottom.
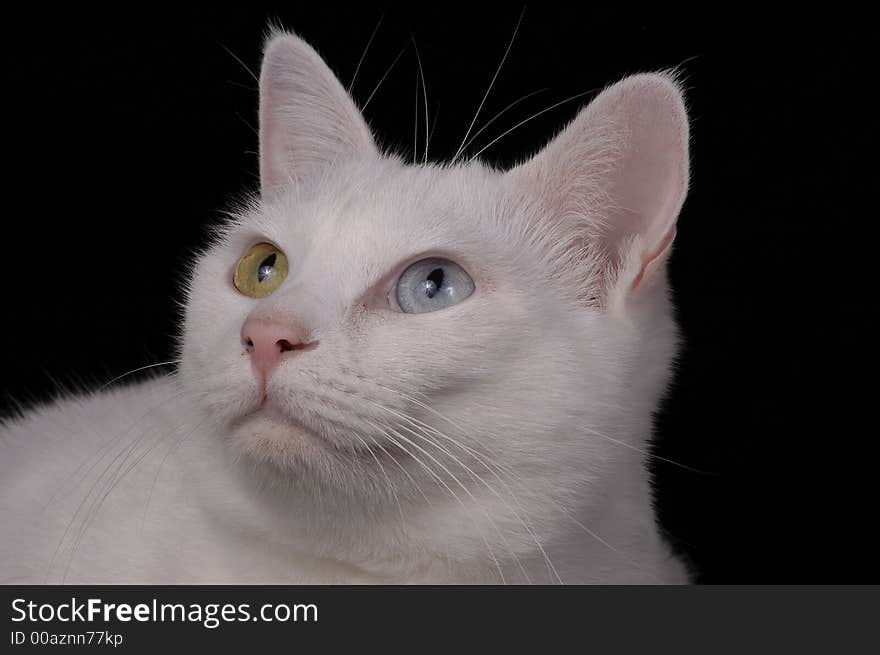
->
[[179, 31, 689, 527]]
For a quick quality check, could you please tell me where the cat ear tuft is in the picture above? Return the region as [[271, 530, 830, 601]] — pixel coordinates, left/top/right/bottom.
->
[[259, 30, 377, 195], [510, 73, 690, 306]]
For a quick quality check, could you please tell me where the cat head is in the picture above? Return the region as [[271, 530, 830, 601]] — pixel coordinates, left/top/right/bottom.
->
[[179, 30, 688, 560]]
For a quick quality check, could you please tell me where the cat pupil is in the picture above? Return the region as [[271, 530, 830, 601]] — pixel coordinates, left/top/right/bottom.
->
[[424, 268, 444, 298], [257, 253, 277, 283]]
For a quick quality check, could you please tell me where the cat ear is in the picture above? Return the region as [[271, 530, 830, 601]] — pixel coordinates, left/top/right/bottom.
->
[[509, 73, 689, 306], [259, 31, 377, 195]]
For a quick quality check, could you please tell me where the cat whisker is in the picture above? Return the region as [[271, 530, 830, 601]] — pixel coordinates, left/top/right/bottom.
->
[[64, 420, 173, 581], [360, 397, 531, 584], [360, 388, 562, 583], [216, 41, 259, 84], [62, 409, 198, 581], [225, 79, 257, 92], [580, 425, 714, 475], [46, 388, 211, 582], [431, 433, 637, 581], [349, 430, 406, 525], [393, 416, 558, 584], [348, 11, 385, 95], [396, 400, 655, 578], [79, 397, 218, 553], [466, 88, 602, 164], [379, 387, 641, 583], [395, 426, 532, 584], [409, 34, 430, 164], [452, 7, 525, 163], [412, 68, 419, 166], [366, 432, 434, 508], [141, 412, 214, 526], [366, 419, 508, 584], [361, 45, 406, 112], [45, 384, 194, 508], [358, 377, 489, 453], [235, 112, 259, 138], [452, 87, 549, 164], [384, 405, 563, 584], [51, 419, 157, 582], [445, 447, 658, 579], [552, 501, 663, 583], [98, 360, 180, 391], [339, 372, 659, 581]]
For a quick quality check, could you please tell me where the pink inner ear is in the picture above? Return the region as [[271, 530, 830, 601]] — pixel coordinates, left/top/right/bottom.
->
[[258, 32, 376, 195], [630, 225, 676, 293], [594, 76, 689, 287], [508, 73, 689, 303]]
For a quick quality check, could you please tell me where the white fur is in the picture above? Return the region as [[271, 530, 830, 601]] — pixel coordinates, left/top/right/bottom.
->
[[0, 30, 691, 584]]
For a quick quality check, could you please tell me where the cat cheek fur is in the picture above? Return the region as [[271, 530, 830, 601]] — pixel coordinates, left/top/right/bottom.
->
[[1, 28, 691, 583]]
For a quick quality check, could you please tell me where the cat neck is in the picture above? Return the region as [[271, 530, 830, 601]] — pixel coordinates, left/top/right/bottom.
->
[[171, 400, 675, 583]]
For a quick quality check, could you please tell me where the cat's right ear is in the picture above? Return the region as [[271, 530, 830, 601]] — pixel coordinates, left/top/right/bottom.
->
[[506, 73, 689, 309], [259, 30, 377, 196]]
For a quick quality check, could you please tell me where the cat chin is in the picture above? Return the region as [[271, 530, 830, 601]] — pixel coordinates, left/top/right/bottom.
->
[[230, 403, 329, 466], [227, 401, 387, 480]]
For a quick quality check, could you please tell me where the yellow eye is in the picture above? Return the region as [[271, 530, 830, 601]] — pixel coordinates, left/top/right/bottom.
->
[[233, 242, 289, 298]]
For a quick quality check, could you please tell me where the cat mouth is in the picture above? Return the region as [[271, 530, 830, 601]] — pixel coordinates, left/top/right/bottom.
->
[[254, 393, 284, 416], [234, 396, 408, 464], [238, 397, 313, 433]]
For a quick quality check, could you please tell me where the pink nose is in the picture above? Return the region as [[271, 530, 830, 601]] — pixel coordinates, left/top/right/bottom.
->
[[241, 318, 313, 383]]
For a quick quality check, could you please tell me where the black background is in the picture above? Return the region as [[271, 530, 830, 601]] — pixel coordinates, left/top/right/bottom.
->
[[2, 5, 876, 582]]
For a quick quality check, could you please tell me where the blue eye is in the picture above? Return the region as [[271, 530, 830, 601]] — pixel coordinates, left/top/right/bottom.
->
[[395, 258, 475, 314]]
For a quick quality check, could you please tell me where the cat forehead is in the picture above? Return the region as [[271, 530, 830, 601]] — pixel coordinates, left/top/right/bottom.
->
[[251, 157, 508, 251]]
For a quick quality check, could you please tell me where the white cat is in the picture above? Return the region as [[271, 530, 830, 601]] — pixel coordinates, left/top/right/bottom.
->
[[0, 30, 691, 584]]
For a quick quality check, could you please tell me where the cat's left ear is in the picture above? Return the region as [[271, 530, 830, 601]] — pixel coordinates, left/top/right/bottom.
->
[[259, 30, 377, 195], [508, 73, 689, 307]]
